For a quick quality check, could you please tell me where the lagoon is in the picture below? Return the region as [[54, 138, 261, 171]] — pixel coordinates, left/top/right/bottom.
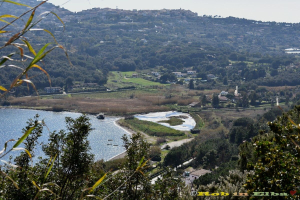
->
[[0, 109, 130, 162], [134, 111, 196, 131]]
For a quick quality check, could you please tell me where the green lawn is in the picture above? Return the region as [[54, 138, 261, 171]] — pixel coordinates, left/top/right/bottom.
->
[[106, 71, 165, 88], [123, 118, 185, 137], [122, 78, 163, 86]]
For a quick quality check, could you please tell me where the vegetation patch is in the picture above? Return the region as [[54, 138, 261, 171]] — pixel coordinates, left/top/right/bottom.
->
[[158, 116, 185, 126], [122, 118, 185, 137], [190, 113, 205, 129]]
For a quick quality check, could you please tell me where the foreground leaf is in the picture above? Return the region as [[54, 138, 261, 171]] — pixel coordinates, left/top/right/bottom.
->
[[0, 139, 15, 155], [13, 125, 37, 148], [12, 147, 32, 159], [1, 160, 19, 168], [23, 9, 35, 31], [44, 154, 57, 180], [32, 180, 41, 190], [0, 14, 17, 19], [22, 39, 36, 56], [1, 0, 32, 8], [50, 11, 65, 30], [89, 173, 107, 193], [0, 171, 19, 189], [0, 86, 7, 92]]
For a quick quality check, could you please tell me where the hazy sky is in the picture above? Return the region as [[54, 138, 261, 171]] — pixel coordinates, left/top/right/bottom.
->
[[48, 0, 300, 23]]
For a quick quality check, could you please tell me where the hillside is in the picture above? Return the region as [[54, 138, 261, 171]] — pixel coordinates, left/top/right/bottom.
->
[[1, 0, 300, 96]]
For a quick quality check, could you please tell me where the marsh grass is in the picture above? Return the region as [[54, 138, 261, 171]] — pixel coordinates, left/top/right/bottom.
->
[[158, 117, 184, 126], [122, 118, 185, 137]]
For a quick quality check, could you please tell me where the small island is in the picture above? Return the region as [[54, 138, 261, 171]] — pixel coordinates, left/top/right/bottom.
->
[[158, 116, 187, 126]]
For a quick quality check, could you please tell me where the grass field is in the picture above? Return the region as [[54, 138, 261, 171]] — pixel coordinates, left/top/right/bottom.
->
[[158, 117, 184, 126], [122, 78, 164, 86], [121, 118, 185, 137], [106, 71, 166, 88]]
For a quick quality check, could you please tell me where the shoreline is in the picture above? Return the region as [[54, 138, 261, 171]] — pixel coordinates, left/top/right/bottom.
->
[[1, 107, 195, 162], [0, 106, 123, 117]]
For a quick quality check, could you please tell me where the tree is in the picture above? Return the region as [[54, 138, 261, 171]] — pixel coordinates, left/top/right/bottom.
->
[[100, 133, 189, 200], [241, 93, 249, 108], [160, 73, 177, 83], [223, 77, 228, 85], [188, 79, 194, 89], [244, 106, 300, 197], [201, 95, 207, 106], [65, 77, 74, 93], [212, 94, 219, 108], [3, 115, 43, 200], [149, 146, 161, 161]]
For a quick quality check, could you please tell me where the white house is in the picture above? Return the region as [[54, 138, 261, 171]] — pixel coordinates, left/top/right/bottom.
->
[[187, 71, 197, 75], [44, 87, 62, 94]]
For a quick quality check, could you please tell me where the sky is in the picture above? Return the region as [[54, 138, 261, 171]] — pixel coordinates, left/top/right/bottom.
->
[[48, 0, 300, 23]]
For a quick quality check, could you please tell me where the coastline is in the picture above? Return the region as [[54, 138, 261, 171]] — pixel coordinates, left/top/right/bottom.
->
[[1, 107, 195, 162]]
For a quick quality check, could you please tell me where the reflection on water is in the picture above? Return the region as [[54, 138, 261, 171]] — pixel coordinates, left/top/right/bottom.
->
[[0, 109, 130, 162], [134, 111, 196, 131]]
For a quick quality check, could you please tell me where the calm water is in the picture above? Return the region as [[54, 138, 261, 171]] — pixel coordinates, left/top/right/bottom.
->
[[0, 109, 130, 162], [135, 111, 196, 131]]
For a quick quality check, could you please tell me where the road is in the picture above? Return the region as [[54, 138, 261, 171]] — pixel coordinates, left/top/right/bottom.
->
[[161, 138, 194, 150]]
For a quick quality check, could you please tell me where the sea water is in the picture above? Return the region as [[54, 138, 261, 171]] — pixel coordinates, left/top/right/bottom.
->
[[0, 108, 130, 162]]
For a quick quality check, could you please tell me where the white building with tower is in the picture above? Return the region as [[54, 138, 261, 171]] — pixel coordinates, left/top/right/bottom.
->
[[234, 86, 240, 97]]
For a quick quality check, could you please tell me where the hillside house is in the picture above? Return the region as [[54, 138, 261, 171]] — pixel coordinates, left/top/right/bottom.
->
[[187, 71, 197, 75], [172, 72, 184, 78], [207, 74, 217, 80], [44, 87, 62, 94], [151, 72, 160, 76]]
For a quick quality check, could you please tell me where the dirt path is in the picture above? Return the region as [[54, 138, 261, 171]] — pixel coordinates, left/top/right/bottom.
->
[[161, 138, 194, 149]]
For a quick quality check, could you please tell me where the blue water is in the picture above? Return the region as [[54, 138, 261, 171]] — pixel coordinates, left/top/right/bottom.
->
[[0, 109, 130, 162], [135, 111, 196, 131]]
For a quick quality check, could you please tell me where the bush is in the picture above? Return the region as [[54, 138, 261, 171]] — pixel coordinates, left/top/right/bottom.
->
[[156, 137, 167, 145]]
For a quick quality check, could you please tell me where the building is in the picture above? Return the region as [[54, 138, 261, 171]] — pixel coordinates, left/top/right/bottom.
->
[[219, 91, 228, 96], [184, 169, 211, 186], [207, 74, 217, 80], [234, 86, 240, 97], [172, 72, 184, 78], [151, 72, 160, 76], [44, 87, 62, 94], [187, 71, 197, 75]]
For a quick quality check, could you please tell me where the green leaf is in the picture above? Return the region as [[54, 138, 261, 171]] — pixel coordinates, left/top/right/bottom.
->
[[32, 180, 40, 190], [136, 156, 145, 171], [23, 9, 35, 31], [0, 53, 14, 65], [13, 125, 37, 148], [44, 154, 57, 180], [1, 0, 32, 8], [21, 39, 36, 56], [89, 173, 107, 193], [28, 43, 51, 67]]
